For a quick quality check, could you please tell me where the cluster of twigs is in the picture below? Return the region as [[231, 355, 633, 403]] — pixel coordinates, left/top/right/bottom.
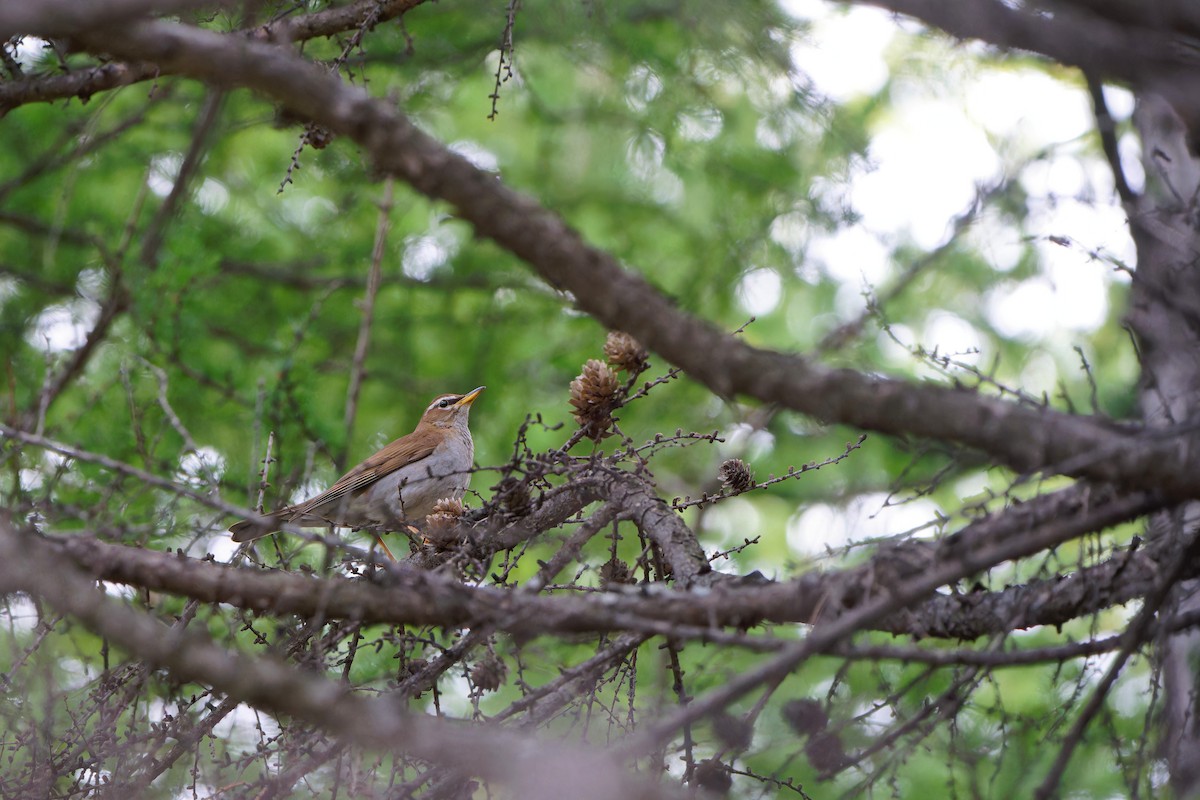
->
[[0, 324, 876, 799]]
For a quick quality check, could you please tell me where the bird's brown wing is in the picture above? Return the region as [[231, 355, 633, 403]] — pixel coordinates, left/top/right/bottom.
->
[[284, 434, 440, 519], [229, 434, 439, 540]]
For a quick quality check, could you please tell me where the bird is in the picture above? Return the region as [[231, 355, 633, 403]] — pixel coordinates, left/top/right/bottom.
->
[[229, 386, 485, 549]]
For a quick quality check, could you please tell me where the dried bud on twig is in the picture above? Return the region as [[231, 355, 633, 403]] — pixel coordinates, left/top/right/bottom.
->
[[604, 330, 648, 373], [569, 359, 620, 440], [718, 458, 754, 492], [470, 654, 507, 692]]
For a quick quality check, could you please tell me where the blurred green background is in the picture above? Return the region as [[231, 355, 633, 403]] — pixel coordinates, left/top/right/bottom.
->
[[0, 1, 1149, 796]]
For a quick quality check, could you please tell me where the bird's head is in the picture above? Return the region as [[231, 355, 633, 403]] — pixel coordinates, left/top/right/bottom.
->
[[420, 386, 485, 429]]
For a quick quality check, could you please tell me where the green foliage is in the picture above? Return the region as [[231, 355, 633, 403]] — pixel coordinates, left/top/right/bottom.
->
[[0, 1, 1151, 797]]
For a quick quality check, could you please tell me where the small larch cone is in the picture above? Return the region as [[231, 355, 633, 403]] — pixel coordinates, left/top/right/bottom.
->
[[599, 557, 636, 587], [693, 759, 732, 795], [470, 654, 507, 692], [425, 497, 465, 546], [718, 458, 754, 491], [805, 731, 848, 772], [496, 476, 532, 516], [782, 698, 828, 737], [604, 331, 648, 374], [304, 123, 334, 149], [569, 359, 620, 440], [712, 712, 755, 750]]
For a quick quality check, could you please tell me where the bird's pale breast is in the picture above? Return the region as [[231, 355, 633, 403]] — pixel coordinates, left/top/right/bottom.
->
[[361, 427, 474, 524]]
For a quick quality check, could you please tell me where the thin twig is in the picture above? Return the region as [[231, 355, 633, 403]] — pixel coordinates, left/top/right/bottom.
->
[[139, 89, 225, 268], [523, 502, 620, 592], [340, 177, 393, 470], [1086, 73, 1135, 206], [1034, 517, 1198, 799], [488, 0, 518, 120], [0, 423, 260, 522], [140, 357, 199, 454]]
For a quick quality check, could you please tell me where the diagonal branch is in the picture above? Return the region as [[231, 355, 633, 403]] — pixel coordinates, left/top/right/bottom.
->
[[611, 486, 1159, 756], [47, 17, 1200, 502], [139, 88, 225, 268], [26, 276, 128, 434], [340, 178, 393, 470], [0, 0, 227, 39], [0, 0, 429, 113]]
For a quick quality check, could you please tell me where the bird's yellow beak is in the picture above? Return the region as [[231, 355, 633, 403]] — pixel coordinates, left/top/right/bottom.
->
[[455, 386, 485, 407]]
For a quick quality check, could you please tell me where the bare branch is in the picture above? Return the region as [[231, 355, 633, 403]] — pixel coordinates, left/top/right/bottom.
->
[[1, 423, 258, 519], [855, 0, 1200, 133], [340, 178, 392, 470], [139, 88, 225, 268], [1087, 74, 1137, 206], [0, 519, 686, 800], [0, 0, 229, 39], [1035, 521, 1200, 799], [614, 486, 1159, 755], [35, 483, 1159, 641], [0, 0, 429, 113]]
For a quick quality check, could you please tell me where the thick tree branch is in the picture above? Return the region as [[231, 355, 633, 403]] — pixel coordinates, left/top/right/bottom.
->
[[0, 520, 684, 800], [41, 484, 1161, 640], [613, 490, 1160, 755], [609, 472, 711, 583], [0, 0, 427, 113], [0, 0, 226, 39], [856, 0, 1200, 135]]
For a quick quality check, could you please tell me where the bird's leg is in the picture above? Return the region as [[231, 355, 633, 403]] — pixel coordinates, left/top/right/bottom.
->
[[374, 534, 398, 561]]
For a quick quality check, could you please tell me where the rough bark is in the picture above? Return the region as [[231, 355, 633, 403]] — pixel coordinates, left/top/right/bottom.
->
[[1131, 93, 1200, 799]]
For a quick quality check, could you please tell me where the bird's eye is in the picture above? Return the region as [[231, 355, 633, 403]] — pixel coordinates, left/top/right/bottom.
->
[[439, 399, 453, 408]]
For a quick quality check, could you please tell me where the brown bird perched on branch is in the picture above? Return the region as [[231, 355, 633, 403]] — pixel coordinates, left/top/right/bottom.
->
[[229, 387, 485, 549]]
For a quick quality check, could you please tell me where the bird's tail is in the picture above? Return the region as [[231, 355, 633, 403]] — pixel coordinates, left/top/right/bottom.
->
[[229, 514, 284, 542]]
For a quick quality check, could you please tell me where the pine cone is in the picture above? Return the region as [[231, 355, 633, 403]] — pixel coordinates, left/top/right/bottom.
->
[[569, 359, 620, 440], [805, 732, 847, 772], [604, 331, 648, 374], [782, 698, 828, 737], [712, 712, 754, 750], [718, 458, 754, 491], [470, 654, 507, 692], [304, 124, 334, 149], [425, 497, 465, 546], [496, 476, 532, 516], [599, 557, 635, 587], [693, 759, 732, 795]]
